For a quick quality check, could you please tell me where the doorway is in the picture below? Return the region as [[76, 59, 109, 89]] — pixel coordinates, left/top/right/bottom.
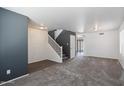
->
[[70, 35, 76, 58], [77, 39, 83, 52], [76, 39, 84, 56]]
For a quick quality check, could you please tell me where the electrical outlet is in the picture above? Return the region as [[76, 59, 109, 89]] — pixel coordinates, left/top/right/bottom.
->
[[67, 43, 69, 46], [6, 69, 11, 75]]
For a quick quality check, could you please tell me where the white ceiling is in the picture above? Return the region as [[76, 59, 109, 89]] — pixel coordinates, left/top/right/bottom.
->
[[5, 7, 124, 33]]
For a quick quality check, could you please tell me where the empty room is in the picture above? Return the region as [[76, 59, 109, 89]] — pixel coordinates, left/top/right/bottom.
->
[[0, 7, 124, 86]]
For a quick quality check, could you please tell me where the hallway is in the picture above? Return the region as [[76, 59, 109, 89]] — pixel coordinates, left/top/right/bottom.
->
[[3, 54, 124, 86]]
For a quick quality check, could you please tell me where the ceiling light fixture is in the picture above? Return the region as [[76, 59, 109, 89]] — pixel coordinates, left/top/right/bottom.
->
[[94, 24, 98, 31], [40, 26, 47, 30], [40, 27, 44, 29]]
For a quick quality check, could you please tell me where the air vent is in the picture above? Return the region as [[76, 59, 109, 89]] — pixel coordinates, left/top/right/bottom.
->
[[99, 33, 104, 35]]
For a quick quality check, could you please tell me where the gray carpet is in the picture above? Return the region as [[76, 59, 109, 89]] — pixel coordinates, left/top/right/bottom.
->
[[2, 55, 124, 86]]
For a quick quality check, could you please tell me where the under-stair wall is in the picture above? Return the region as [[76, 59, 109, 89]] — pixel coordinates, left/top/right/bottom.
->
[[47, 43, 62, 63]]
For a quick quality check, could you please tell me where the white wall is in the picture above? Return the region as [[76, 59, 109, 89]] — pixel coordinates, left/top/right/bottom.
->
[[28, 28, 48, 63], [47, 44, 62, 63], [83, 30, 119, 59], [119, 30, 124, 68], [119, 22, 124, 69]]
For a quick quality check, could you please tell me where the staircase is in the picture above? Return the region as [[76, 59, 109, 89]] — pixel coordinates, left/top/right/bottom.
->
[[49, 29, 68, 60], [48, 35, 63, 62], [54, 29, 63, 40]]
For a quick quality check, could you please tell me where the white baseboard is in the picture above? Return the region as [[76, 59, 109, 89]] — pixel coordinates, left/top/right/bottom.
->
[[119, 61, 124, 70], [0, 74, 29, 86], [118, 56, 124, 70]]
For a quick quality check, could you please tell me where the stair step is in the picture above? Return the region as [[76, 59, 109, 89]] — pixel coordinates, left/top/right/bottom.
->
[[63, 57, 68, 60], [62, 53, 68, 60]]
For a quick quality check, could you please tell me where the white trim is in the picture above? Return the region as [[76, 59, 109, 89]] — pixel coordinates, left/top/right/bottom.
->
[[48, 35, 62, 48], [55, 29, 63, 39], [119, 59, 124, 69], [0, 74, 29, 85], [60, 46, 63, 58]]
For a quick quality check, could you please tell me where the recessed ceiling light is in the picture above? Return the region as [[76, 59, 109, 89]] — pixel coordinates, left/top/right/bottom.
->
[[40, 27, 44, 29], [40, 26, 47, 30]]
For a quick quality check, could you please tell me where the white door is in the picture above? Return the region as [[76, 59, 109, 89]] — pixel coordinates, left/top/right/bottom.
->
[[70, 35, 76, 58]]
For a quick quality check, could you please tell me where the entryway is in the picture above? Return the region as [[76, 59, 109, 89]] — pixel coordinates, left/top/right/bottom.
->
[[70, 35, 76, 58]]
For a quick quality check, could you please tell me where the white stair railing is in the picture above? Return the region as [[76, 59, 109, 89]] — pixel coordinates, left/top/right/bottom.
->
[[48, 35, 63, 58], [54, 29, 63, 39]]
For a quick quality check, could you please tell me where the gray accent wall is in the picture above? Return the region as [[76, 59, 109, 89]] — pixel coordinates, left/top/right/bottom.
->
[[56, 30, 76, 58], [0, 8, 28, 81], [48, 30, 56, 39]]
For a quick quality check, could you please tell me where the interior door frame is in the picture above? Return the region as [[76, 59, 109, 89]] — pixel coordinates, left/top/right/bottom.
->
[[70, 35, 76, 58]]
